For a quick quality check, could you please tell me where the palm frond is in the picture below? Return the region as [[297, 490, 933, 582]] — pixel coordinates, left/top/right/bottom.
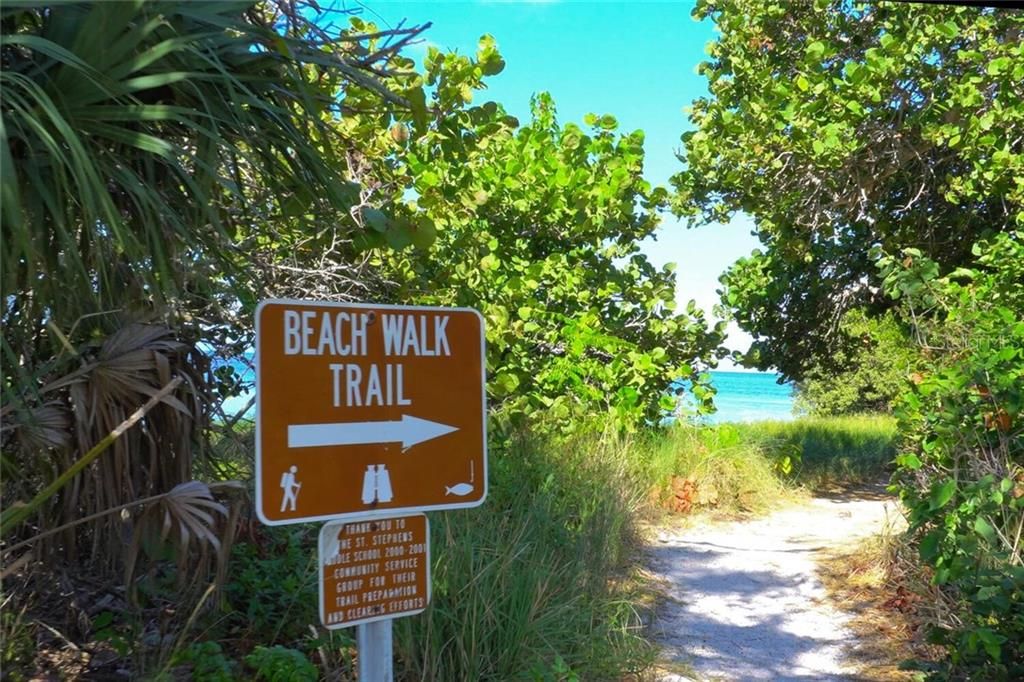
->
[[2, 0, 427, 354], [1, 323, 207, 569], [12, 402, 71, 453], [0, 0, 427, 589]]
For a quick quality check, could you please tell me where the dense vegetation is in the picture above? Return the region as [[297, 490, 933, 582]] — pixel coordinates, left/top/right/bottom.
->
[[345, 76, 726, 426], [678, 1, 1023, 678], [1, 3, 716, 554], [0, 1, 720, 679], [675, 0, 1022, 383], [382, 92, 726, 427], [794, 310, 920, 416], [1, 1, 1020, 680], [1, 0, 428, 571], [883, 233, 1024, 678]]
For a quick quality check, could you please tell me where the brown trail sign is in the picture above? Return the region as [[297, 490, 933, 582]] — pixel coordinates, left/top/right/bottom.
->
[[319, 514, 430, 629], [255, 300, 487, 525]]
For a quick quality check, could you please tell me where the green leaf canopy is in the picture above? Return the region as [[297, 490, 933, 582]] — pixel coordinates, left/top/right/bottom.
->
[[673, 0, 1024, 379]]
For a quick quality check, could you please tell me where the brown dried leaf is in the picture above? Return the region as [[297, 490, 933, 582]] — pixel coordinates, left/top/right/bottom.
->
[[13, 402, 72, 452], [161, 481, 228, 553], [99, 324, 184, 361]]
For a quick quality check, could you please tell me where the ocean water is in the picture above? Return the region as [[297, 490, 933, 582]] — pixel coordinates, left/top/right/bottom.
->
[[669, 370, 796, 424], [217, 355, 256, 418], [701, 370, 795, 423], [218, 359, 794, 424]]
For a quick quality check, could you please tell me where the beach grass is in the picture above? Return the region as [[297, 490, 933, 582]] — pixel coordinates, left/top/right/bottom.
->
[[393, 425, 657, 680], [640, 414, 899, 518], [642, 424, 796, 515], [816, 522, 944, 680], [181, 413, 898, 679], [184, 422, 659, 680], [735, 414, 899, 489]]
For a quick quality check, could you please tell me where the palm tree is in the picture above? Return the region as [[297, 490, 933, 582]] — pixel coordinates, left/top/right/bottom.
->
[[0, 0, 426, 569]]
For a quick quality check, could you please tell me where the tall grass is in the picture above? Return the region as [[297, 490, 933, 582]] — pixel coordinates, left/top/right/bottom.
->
[[637, 415, 899, 519], [642, 424, 794, 514], [394, 427, 656, 680], [11, 414, 896, 679], [737, 414, 898, 488]]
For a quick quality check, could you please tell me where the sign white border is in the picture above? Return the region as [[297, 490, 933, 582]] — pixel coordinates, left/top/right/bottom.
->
[[255, 299, 488, 525], [318, 512, 431, 629]]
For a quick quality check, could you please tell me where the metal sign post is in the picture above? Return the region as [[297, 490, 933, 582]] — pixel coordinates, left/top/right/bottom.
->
[[357, 620, 393, 682]]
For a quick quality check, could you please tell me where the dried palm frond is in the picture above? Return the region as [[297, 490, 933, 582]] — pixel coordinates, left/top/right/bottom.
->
[[2, 322, 209, 573], [2, 478, 245, 609], [11, 402, 72, 454], [124, 480, 244, 602], [0, 0, 430, 608], [159, 481, 228, 552]]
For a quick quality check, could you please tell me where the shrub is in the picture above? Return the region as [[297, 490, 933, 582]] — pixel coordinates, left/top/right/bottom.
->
[[795, 310, 920, 416], [170, 641, 238, 682], [881, 232, 1024, 680], [244, 646, 318, 682], [222, 527, 319, 647]]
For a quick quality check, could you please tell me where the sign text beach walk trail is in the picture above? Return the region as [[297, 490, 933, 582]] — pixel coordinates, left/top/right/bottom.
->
[[256, 300, 486, 524]]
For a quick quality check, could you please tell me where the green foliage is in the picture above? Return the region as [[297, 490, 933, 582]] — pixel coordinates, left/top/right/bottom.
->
[[529, 655, 580, 682], [393, 425, 656, 680], [884, 232, 1024, 679], [378, 85, 724, 427], [0, 1, 423, 355], [171, 641, 238, 682], [243, 646, 317, 682], [795, 310, 920, 416], [325, 30, 725, 427], [223, 527, 319, 646], [674, 0, 1024, 380], [0, 0, 428, 583], [0, 607, 33, 682], [92, 611, 132, 657]]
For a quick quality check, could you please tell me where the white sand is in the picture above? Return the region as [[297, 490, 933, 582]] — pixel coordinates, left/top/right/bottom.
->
[[647, 485, 902, 681]]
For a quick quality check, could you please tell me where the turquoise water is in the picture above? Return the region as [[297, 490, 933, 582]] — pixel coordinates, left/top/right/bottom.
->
[[702, 370, 795, 423], [217, 355, 255, 418], [219, 360, 794, 424]]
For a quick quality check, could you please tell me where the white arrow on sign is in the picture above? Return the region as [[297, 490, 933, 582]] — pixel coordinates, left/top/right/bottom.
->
[[288, 415, 459, 450]]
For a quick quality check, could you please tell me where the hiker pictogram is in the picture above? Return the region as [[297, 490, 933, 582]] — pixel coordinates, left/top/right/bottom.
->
[[280, 465, 301, 512]]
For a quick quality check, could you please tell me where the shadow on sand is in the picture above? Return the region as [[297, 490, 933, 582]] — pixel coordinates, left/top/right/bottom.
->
[[810, 480, 894, 503], [648, 487, 903, 681]]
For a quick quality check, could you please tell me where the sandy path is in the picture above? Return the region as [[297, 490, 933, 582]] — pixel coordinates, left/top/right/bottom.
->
[[647, 484, 902, 681]]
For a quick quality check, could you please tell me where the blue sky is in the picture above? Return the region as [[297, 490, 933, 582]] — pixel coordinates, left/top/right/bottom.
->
[[360, 1, 761, 363]]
